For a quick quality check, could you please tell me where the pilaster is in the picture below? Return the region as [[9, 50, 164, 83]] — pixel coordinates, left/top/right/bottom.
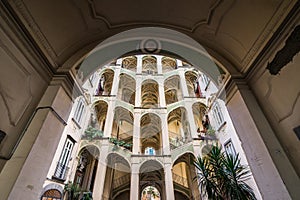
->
[[132, 112, 141, 154], [110, 67, 121, 95], [225, 79, 292, 200], [2, 76, 73, 200], [93, 141, 109, 200], [157, 56, 163, 74], [103, 100, 116, 137], [130, 163, 139, 200], [179, 70, 189, 97], [164, 162, 175, 200], [160, 112, 170, 155], [185, 101, 198, 138]]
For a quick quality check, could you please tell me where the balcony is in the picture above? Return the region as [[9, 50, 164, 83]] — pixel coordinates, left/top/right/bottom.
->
[[172, 173, 188, 188], [169, 131, 192, 150], [53, 162, 69, 182]]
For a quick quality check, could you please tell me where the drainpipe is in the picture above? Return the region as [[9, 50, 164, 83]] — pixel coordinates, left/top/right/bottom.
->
[[0, 106, 67, 160]]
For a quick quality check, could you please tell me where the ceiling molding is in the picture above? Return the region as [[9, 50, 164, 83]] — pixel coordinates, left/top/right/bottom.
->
[[8, 0, 58, 66], [87, 0, 222, 33]]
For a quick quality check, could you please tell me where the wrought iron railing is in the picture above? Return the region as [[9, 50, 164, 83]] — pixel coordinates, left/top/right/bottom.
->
[[53, 162, 69, 180]]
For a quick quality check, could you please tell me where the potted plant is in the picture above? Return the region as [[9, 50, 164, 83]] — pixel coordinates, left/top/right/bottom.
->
[[193, 145, 256, 200], [64, 182, 81, 200]]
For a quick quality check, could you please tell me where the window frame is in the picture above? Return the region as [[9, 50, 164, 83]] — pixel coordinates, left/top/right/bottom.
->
[[224, 139, 236, 156], [73, 98, 85, 126], [53, 137, 75, 181], [212, 102, 225, 128]]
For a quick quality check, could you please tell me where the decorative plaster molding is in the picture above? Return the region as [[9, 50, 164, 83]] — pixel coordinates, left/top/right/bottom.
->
[[9, 0, 58, 66], [87, 0, 222, 32], [0, 38, 32, 126], [241, 0, 295, 72], [278, 91, 300, 122]]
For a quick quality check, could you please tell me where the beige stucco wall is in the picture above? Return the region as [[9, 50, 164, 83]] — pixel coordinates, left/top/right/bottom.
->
[[250, 53, 300, 176]]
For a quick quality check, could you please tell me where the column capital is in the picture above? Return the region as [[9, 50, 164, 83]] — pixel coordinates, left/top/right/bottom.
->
[[224, 78, 249, 105]]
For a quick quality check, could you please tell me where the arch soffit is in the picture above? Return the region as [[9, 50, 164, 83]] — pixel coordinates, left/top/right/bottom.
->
[[192, 101, 207, 110], [163, 74, 181, 88], [114, 105, 134, 116], [174, 189, 191, 200], [76, 27, 227, 85], [91, 99, 109, 108], [99, 67, 115, 74], [167, 104, 187, 116], [78, 144, 101, 156], [167, 106, 187, 121], [114, 106, 134, 123], [141, 78, 159, 85], [172, 151, 196, 166], [119, 71, 136, 80], [40, 183, 63, 198], [140, 112, 162, 123], [112, 188, 130, 200], [106, 152, 131, 168], [139, 159, 164, 173]]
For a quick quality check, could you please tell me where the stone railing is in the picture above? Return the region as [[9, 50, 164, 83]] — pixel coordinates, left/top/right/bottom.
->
[[112, 174, 131, 189], [172, 173, 189, 188]]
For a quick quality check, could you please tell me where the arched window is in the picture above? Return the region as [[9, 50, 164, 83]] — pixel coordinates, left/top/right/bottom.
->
[[145, 147, 156, 155], [41, 189, 62, 200]]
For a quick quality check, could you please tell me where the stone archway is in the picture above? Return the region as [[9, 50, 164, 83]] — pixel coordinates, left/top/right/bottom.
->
[[3, 26, 296, 200], [69, 27, 295, 199]]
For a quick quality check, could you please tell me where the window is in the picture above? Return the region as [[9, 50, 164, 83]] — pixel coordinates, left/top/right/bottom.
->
[[73, 99, 85, 124], [224, 140, 236, 156], [202, 74, 210, 89], [145, 147, 156, 155], [212, 102, 224, 128], [54, 138, 74, 180]]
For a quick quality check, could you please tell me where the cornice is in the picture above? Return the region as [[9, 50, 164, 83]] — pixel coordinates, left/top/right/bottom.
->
[[0, 0, 54, 82], [245, 1, 300, 82]]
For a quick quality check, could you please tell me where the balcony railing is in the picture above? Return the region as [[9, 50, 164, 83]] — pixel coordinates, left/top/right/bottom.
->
[[172, 173, 189, 188], [53, 162, 69, 181], [112, 174, 131, 189], [169, 131, 192, 150]]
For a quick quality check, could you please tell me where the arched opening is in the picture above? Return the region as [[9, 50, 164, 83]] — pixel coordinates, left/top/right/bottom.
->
[[122, 56, 137, 71], [140, 113, 162, 155], [142, 56, 157, 74], [95, 68, 115, 96], [73, 145, 100, 193], [118, 73, 136, 105], [192, 102, 208, 136], [164, 75, 182, 105], [112, 107, 134, 152], [172, 153, 199, 200], [41, 189, 62, 200], [141, 80, 159, 108], [93, 100, 109, 131], [168, 107, 191, 149], [141, 186, 161, 200], [140, 160, 164, 200], [102, 153, 131, 200], [162, 57, 177, 73], [184, 71, 199, 97]]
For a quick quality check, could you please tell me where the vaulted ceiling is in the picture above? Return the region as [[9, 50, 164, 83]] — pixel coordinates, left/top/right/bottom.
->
[[4, 0, 298, 75]]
